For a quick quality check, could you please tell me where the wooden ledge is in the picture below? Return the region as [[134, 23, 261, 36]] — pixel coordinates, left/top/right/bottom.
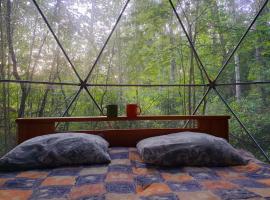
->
[[16, 115, 230, 123], [16, 115, 231, 145]]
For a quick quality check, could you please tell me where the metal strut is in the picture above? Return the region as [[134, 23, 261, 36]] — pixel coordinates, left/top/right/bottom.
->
[[2, 79, 270, 87], [84, 0, 131, 82], [31, 0, 83, 83], [214, 88, 270, 162], [0, 79, 79, 86], [59, 0, 130, 117], [177, 0, 270, 162], [214, 0, 269, 82], [56, 87, 83, 127], [31, 0, 112, 116], [183, 87, 211, 128], [5, 0, 268, 162], [168, 0, 212, 83]]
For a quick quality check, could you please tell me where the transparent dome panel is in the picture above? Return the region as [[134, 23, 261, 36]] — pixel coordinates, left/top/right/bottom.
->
[[59, 88, 103, 117], [2, 1, 81, 83], [172, 0, 269, 80], [215, 84, 270, 162], [90, 85, 207, 116], [0, 83, 81, 154], [24, 0, 128, 79], [216, 1, 270, 84], [88, 0, 208, 85]]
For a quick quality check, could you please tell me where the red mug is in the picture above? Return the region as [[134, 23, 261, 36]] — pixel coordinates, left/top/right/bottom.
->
[[126, 104, 141, 118]]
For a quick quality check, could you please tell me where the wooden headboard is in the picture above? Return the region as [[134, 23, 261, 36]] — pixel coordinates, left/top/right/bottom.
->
[[16, 115, 230, 147]]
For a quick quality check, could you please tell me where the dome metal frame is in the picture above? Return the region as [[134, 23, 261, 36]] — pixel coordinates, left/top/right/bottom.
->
[[0, 0, 269, 161]]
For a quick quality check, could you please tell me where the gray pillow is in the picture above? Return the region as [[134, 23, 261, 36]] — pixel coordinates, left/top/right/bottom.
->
[[137, 132, 248, 167], [0, 132, 111, 171]]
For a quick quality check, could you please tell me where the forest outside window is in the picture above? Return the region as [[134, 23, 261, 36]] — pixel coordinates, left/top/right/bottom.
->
[[0, 0, 269, 162]]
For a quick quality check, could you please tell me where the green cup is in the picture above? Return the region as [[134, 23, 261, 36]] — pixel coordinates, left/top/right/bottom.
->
[[104, 104, 118, 118]]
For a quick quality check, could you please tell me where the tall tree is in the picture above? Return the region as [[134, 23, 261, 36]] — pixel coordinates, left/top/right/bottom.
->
[[6, 0, 29, 117], [0, 0, 9, 150], [229, 0, 241, 101], [254, 0, 269, 104]]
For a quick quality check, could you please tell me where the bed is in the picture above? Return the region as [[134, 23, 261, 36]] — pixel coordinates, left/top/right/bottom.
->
[[0, 115, 269, 200]]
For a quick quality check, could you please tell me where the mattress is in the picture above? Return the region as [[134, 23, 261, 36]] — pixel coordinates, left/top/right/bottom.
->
[[0, 147, 270, 200]]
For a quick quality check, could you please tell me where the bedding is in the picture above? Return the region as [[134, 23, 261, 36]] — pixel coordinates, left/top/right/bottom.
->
[[137, 132, 247, 167], [0, 133, 111, 171], [0, 147, 270, 200]]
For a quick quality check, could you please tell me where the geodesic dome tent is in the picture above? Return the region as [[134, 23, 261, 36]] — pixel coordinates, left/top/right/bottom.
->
[[0, 0, 269, 162]]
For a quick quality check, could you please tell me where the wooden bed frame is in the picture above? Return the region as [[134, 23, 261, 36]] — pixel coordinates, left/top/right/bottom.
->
[[16, 115, 230, 147]]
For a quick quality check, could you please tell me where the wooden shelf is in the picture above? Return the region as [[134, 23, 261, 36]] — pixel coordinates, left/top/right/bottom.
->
[[16, 115, 230, 123], [16, 115, 230, 145]]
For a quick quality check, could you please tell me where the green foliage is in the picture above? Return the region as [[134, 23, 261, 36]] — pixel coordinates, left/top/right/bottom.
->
[[0, 0, 270, 161]]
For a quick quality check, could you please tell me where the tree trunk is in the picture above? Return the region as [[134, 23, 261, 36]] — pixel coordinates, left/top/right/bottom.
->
[[184, 0, 199, 116], [254, 0, 267, 104], [229, 0, 241, 101], [0, 0, 9, 151], [0, 0, 4, 77], [169, 16, 176, 113], [188, 25, 194, 115], [38, 67, 56, 117], [25, 16, 38, 81], [100, 40, 116, 109], [37, 0, 62, 117], [192, 2, 200, 114], [116, 29, 123, 107], [212, 0, 227, 63], [234, 53, 241, 101], [38, 85, 50, 117], [177, 43, 186, 115], [6, 0, 28, 117]]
